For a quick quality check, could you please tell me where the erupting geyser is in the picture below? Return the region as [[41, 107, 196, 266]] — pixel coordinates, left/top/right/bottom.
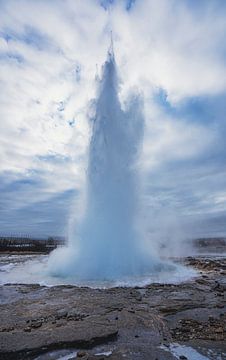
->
[[49, 47, 166, 281]]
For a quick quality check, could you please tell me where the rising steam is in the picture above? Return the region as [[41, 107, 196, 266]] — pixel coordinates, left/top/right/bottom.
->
[[48, 49, 169, 281]]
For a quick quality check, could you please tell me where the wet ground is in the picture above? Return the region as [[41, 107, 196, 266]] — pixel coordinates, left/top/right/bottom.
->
[[0, 253, 225, 359]]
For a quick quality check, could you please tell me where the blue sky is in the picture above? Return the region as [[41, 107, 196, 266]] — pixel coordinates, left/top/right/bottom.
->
[[0, 0, 226, 237]]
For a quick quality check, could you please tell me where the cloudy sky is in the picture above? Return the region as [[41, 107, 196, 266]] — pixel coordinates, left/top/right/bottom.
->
[[0, 0, 226, 238]]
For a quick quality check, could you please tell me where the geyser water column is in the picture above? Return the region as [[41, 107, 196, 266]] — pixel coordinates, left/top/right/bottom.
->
[[77, 48, 145, 279], [49, 49, 160, 281]]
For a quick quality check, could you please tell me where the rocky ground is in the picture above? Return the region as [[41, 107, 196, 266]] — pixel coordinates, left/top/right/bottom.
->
[[0, 256, 225, 360]]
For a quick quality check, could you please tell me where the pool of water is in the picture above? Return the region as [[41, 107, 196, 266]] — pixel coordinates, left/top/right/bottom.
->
[[0, 253, 197, 288], [160, 342, 225, 360]]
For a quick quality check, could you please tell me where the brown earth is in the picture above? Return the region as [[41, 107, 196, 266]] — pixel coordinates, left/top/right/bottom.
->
[[0, 256, 225, 360]]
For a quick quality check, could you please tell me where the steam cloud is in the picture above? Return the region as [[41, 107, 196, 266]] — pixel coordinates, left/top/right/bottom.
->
[[48, 49, 168, 280]]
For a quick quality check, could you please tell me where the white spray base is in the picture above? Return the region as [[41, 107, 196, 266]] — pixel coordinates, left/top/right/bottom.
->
[[0, 253, 196, 288]]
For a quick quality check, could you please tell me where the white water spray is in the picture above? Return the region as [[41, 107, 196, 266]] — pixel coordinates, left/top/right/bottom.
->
[[49, 48, 171, 281]]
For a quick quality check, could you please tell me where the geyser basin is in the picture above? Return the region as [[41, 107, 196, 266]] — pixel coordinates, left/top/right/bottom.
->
[[0, 254, 196, 287]]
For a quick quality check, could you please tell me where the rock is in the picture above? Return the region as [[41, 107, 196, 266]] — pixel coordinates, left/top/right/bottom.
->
[[77, 350, 88, 358], [128, 308, 135, 313], [31, 321, 42, 329], [67, 309, 85, 321], [67, 309, 78, 318], [56, 320, 66, 327], [195, 279, 208, 285], [216, 304, 224, 308], [1, 327, 14, 332], [215, 327, 223, 333], [23, 327, 31, 332], [179, 356, 188, 360], [56, 309, 68, 318]]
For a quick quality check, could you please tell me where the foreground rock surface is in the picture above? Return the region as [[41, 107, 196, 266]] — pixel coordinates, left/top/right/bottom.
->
[[0, 256, 225, 360]]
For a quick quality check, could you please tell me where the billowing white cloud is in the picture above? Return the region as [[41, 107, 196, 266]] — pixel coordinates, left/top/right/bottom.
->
[[0, 0, 226, 235], [113, 0, 226, 101]]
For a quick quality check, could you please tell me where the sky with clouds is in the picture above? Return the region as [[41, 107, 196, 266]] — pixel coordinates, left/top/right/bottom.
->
[[0, 0, 226, 238]]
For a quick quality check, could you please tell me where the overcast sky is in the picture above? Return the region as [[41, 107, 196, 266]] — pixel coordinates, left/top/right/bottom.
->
[[0, 0, 226, 237]]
